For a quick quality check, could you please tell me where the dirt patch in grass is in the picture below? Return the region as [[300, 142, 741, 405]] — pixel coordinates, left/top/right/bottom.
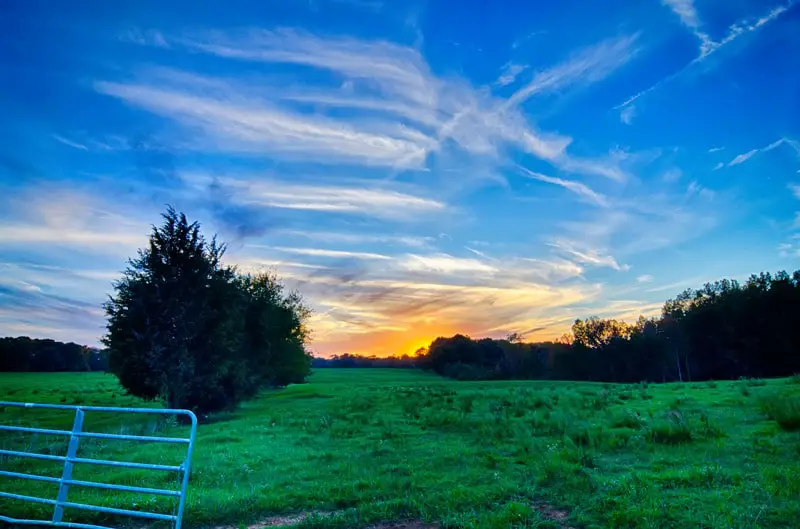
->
[[534, 503, 576, 529], [214, 511, 333, 528], [366, 522, 440, 529]]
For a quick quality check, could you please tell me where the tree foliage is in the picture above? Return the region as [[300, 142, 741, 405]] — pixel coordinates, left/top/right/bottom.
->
[[103, 207, 310, 415], [420, 270, 800, 383]]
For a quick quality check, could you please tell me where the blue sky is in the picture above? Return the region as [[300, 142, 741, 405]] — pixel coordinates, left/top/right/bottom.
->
[[1, 0, 799, 356]]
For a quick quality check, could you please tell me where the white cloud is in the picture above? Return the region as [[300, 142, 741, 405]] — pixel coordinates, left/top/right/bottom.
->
[[514, 258, 584, 283], [728, 149, 758, 167], [662, 0, 713, 51], [713, 162, 725, 171], [700, 3, 791, 57], [52, 134, 89, 151], [0, 190, 149, 257], [184, 173, 446, 221], [506, 33, 640, 106], [183, 28, 436, 106], [708, 146, 725, 153], [790, 184, 800, 199], [495, 62, 528, 87], [519, 167, 609, 207], [464, 246, 491, 259], [108, 29, 638, 185], [95, 81, 433, 169], [277, 229, 434, 248], [618, 2, 792, 110], [663, 0, 701, 30], [0, 226, 143, 249], [727, 138, 793, 167], [550, 240, 628, 271], [109, 30, 639, 184], [263, 246, 392, 260], [687, 180, 715, 200], [620, 105, 636, 125], [636, 274, 654, 283], [400, 253, 498, 274]]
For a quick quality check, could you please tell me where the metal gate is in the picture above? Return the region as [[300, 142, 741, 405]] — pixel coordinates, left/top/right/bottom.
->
[[0, 401, 197, 529]]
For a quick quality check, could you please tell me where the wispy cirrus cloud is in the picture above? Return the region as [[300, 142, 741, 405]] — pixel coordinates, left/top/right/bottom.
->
[[0, 189, 149, 256], [52, 134, 89, 151], [518, 167, 609, 207], [506, 33, 640, 106], [259, 246, 392, 261], [550, 240, 629, 271], [95, 80, 433, 169], [111, 28, 639, 183], [618, 2, 793, 112], [273, 229, 435, 248], [661, 0, 713, 52], [495, 62, 528, 87], [620, 105, 636, 125], [726, 138, 797, 167], [399, 253, 499, 274], [183, 174, 446, 222]]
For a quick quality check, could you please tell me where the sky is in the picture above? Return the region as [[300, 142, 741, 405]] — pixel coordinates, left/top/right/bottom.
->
[[1, 0, 799, 356]]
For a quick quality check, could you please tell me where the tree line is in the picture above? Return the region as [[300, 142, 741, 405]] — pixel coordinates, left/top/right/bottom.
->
[[418, 271, 800, 382], [0, 337, 108, 372], [311, 353, 418, 368]]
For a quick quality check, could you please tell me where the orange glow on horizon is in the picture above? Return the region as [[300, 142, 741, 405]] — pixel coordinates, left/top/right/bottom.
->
[[314, 322, 458, 358]]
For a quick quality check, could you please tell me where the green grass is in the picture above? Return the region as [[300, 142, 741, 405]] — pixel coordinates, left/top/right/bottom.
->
[[2, 370, 800, 528]]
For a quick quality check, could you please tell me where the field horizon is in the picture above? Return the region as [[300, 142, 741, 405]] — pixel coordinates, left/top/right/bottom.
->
[[2, 369, 800, 528]]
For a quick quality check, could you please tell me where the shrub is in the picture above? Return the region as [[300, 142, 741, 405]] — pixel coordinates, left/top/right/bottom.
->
[[760, 393, 800, 431]]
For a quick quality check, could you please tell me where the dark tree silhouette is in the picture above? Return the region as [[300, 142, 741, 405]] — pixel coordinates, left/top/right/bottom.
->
[[418, 270, 800, 383], [103, 207, 310, 415], [0, 337, 107, 372]]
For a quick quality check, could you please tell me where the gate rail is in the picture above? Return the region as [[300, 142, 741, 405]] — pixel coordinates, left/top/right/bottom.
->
[[0, 401, 197, 529]]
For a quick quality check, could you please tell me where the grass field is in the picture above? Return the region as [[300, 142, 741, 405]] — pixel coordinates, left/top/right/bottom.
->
[[2, 369, 800, 528]]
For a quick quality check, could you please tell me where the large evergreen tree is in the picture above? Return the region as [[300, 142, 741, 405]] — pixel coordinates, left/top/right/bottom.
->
[[103, 207, 311, 415]]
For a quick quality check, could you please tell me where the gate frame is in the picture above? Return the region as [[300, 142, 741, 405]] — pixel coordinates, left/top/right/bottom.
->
[[0, 401, 197, 529]]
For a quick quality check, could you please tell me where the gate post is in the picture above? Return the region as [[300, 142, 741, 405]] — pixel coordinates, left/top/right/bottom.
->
[[53, 408, 84, 523]]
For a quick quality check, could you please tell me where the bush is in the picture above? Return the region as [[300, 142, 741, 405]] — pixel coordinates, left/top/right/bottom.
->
[[760, 393, 800, 431]]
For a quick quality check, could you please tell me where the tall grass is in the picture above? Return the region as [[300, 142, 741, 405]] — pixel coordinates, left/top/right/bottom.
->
[[761, 393, 800, 431]]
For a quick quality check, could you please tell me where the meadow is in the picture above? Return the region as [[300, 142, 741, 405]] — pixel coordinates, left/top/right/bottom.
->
[[1, 369, 799, 528]]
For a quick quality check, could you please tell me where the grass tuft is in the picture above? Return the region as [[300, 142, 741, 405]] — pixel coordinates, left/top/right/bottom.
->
[[760, 393, 800, 431]]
